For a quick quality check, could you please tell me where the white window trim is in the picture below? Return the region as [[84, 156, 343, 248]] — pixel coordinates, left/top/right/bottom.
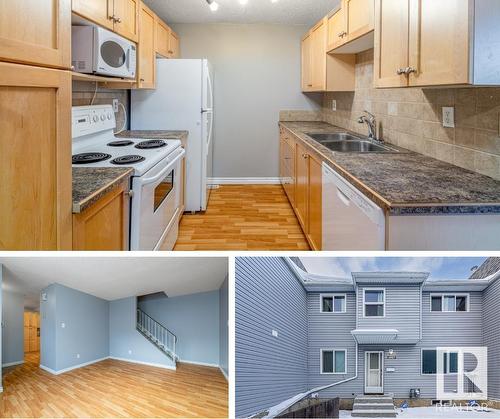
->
[[363, 288, 385, 318], [320, 293, 347, 313], [320, 348, 347, 375], [429, 293, 470, 312], [420, 348, 459, 376]]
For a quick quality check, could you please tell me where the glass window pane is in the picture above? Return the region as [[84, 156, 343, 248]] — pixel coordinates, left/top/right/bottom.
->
[[335, 351, 346, 373], [334, 296, 345, 312], [322, 351, 333, 373], [369, 353, 379, 369], [456, 296, 467, 312], [443, 352, 448, 374], [365, 304, 384, 317], [322, 297, 333, 312], [365, 290, 383, 303], [443, 296, 455, 312], [431, 296, 442, 311], [449, 352, 458, 373], [423, 350, 437, 374]]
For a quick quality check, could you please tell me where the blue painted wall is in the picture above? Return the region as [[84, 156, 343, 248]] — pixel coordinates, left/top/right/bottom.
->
[[138, 290, 220, 366], [2, 290, 24, 366], [219, 275, 229, 378], [40, 283, 57, 371], [109, 297, 175, 368]]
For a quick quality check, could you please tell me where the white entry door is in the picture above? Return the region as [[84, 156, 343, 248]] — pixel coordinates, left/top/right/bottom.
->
[[365, 351, 384, 394]]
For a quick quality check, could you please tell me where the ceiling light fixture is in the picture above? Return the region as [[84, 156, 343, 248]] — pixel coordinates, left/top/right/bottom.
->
[[206, 0, 219, 11]]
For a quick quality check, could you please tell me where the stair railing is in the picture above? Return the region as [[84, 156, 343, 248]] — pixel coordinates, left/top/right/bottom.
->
[[136, 308, 177, 357]]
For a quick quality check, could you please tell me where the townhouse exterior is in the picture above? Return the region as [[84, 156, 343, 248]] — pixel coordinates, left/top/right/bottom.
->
[[235, 257, 500, 417]]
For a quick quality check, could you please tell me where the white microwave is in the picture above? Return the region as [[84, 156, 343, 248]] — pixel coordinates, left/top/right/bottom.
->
[[72, 26, 136, 79]]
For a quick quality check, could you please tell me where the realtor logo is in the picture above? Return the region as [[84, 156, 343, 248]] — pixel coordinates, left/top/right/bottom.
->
[[436, 347, 488, 400]]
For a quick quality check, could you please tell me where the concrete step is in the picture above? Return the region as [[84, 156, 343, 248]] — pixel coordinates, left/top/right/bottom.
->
[[353, 403, 395, 410], [351, 409, 397, 418]]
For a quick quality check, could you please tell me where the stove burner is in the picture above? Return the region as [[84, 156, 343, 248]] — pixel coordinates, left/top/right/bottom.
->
[[107, 140, 134, 147], [72, 153, 112, 164], [110, 155, 146, 165], [135, 140, 167, 149]]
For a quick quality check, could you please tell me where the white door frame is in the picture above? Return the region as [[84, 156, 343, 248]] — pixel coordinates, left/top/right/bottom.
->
[[365, 351, 384, 394]]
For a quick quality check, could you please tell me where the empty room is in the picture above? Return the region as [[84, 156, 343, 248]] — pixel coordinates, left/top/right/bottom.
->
[[0, 256, 229, 418]]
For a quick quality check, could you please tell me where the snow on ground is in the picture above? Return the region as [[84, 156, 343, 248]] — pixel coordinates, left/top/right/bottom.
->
[[340, 406, 500, 418]]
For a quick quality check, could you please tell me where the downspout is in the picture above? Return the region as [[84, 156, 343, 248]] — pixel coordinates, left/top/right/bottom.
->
[[419, 282, 423, 341]]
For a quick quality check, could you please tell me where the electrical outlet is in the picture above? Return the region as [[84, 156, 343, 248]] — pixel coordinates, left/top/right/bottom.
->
[[272, 329, 278, 337], [442, 107, 455, 128], [76, 354, 80, 359], [128, 349, 132, 355], [61, 322, 65, 328], [113, 99, 119, 112], [388, 102, 398, 116], [331, 99, 337, 111]]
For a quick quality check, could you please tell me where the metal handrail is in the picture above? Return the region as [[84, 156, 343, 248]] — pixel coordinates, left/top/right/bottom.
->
[[136, 308, 177, 357]]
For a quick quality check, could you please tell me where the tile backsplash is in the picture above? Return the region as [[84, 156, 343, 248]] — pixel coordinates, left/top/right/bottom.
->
[[323, 49, 500, 180], [72, 81, 129, 132]]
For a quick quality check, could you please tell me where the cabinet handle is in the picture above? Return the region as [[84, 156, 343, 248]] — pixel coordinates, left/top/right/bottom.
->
[[405, 66, 417, 75], [302, 153, 309, 159], [140, 78, 145, 82], [116, 17, 122, 23], [307, 84, 313, 87], [396, 68, 406, 75], [168, 50, 174, 54]]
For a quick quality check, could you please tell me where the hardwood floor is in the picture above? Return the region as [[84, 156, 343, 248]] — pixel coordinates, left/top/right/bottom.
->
[[0, 353, 228, 418], [175, 185, 310, 250]]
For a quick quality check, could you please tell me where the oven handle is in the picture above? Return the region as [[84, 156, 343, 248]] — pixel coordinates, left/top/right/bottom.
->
[[140, 148, 185, 186]]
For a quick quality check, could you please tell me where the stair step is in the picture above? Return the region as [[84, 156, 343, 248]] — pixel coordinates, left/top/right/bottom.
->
[[351, 410, 397, 418], [353, 403, 395, 410]]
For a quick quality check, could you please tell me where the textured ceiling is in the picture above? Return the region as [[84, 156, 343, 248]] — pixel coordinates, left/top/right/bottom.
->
[[1, 257, 228, 309], [145, 0, 340, 25]]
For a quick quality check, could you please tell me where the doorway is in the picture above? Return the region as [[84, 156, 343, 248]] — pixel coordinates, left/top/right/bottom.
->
[[365, 351, 384, 394]]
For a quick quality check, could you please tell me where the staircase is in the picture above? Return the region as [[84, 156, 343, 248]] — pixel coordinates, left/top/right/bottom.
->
[[351, 395, 397, 418], [136, 308, 178, 363]]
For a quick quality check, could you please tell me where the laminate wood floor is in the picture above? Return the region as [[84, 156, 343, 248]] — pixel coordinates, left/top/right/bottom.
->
[[0, 353, 228, 418], [174, 185, 310, 250]]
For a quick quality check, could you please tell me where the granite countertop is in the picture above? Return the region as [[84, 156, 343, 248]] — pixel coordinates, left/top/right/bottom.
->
[[73, 167, 133, 214], [117, 130, 188, 142], [279, 121, 500, 215]]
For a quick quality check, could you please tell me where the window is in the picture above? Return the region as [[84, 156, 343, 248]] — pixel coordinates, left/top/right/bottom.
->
[[321, 294, 346, 313], [430, 294, 468, 312], [321, 349, 347, 374], [422, 349, 459, 374], [364, 289, 385, 317]]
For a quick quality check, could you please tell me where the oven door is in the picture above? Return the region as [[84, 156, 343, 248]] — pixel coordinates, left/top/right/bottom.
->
[[130, 148, 185, 250], [95, 27, 136, 78]]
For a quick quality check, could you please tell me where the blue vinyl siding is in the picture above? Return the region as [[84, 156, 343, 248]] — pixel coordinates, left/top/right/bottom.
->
[[235, 257, 308, 417], [483, 278, 500, 400]]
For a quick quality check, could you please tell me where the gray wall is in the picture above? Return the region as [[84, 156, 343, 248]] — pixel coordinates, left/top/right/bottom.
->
[[219, 275, 229, 378], [235, 257, 308, 417], [40, 284, 57, 371], [483, 277, 500, 400], [109, 297, 175, 369], [42, 284, 109, 372], [138, 291, 220, 366], [1, 290, 24, 366], [171, 23, 321, 179]]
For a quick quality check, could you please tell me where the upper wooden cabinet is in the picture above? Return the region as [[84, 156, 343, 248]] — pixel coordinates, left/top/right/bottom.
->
[[327, 8, 346, 51], [155, 19, 180, 59], [73, 0, 139, 42], [0, 0, 71, 69], [375, 0, 500, 88], [137, 2, 156, 89], [169, 31, 180, 58], [344, 0, 375, 42], [302, 17, 356, 92], [0, 62, 72, 250]]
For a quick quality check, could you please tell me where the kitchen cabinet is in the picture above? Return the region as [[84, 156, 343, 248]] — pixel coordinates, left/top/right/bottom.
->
[[156, 19, 171, 58], [375, 0, 500, 88], [24, 312, 40, 353], [72, 0, 139, 42], [307, 154, 322, 251], [0, 0, 71, 69], [302, 17, 356, 92], [327, 8, 346, 51], [295, 142, 309, 231], [72, 182, 130, 251], [137, 2, 156, 89], [279, 129, 296, 206], [0, 62, 72, 250], [169, 31, 180, 59]]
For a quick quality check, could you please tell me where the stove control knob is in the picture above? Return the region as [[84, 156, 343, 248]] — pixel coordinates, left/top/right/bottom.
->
[[93, 115, 99, 122], [100, 114, 106, 121], [107, 113, 112, 120]]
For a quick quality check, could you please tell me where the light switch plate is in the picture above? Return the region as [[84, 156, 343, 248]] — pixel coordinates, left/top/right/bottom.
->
[[442, 107, 455, 128], [388, 102, 398, 116], [61, 322, 65, 328], [331, 100, 337, 111]]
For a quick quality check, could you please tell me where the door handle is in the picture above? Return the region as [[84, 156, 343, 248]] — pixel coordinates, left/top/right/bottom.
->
[[336, 189, 351, 206]]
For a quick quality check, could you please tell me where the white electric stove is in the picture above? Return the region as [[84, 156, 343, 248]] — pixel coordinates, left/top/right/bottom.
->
[[72, 105, 185, 251]]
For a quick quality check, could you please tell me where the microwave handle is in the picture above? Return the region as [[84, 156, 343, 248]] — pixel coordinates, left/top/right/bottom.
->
[[126, 48, 130, 71], [140, 149, 185, 186]]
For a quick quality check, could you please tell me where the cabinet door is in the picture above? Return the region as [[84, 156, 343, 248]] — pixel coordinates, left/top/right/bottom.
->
[[169, 31, 180, 58], [295, 142, 309, 231], [408, 0, 470, 86], [0, 0, 71, 69], [327, 8, 347, 51], [307, 154, 322, 251], [280, 134, 295, 206], [137, 2, 156, 89], [113, 0, 139, 42], [311, 19, 327, 91], [156, 19, 170, 58], [301, 34, 313, 91], [374, 0, 409, 87], [72, 0, 113, 31], [345, 0, 375, 42], [0, 63, 72, 250], [24, 326, 30, 353], [73, 184, 129, 250]]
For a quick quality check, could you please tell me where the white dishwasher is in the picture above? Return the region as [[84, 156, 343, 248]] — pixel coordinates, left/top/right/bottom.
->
[[322, 163, 385, 250]]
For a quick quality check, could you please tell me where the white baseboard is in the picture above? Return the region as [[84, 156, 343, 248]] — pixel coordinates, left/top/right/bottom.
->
[[109, 356, 176, 371], [209, 177, 281, 185], [178, 358, 220, 368], [2, 360, 24, 367], [219, 366, 229, 381], [39, 357, 108, 375]]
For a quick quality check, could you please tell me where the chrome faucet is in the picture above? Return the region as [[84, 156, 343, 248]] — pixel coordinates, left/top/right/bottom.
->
[[357, 111, 382, 143]]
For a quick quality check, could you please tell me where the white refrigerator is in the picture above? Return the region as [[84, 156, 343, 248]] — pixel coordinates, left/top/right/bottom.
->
[[131, 59, 214, 212]]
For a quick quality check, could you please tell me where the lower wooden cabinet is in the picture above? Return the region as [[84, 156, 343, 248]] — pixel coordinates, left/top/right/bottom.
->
[[279, 130, 296, 207], [72, 182, 130, 250], [307, 154, 322, 250], [0, 62, 72, 250]]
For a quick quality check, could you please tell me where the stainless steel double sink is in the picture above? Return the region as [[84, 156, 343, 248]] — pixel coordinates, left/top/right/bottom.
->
[[306, 132, 399, 153]]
